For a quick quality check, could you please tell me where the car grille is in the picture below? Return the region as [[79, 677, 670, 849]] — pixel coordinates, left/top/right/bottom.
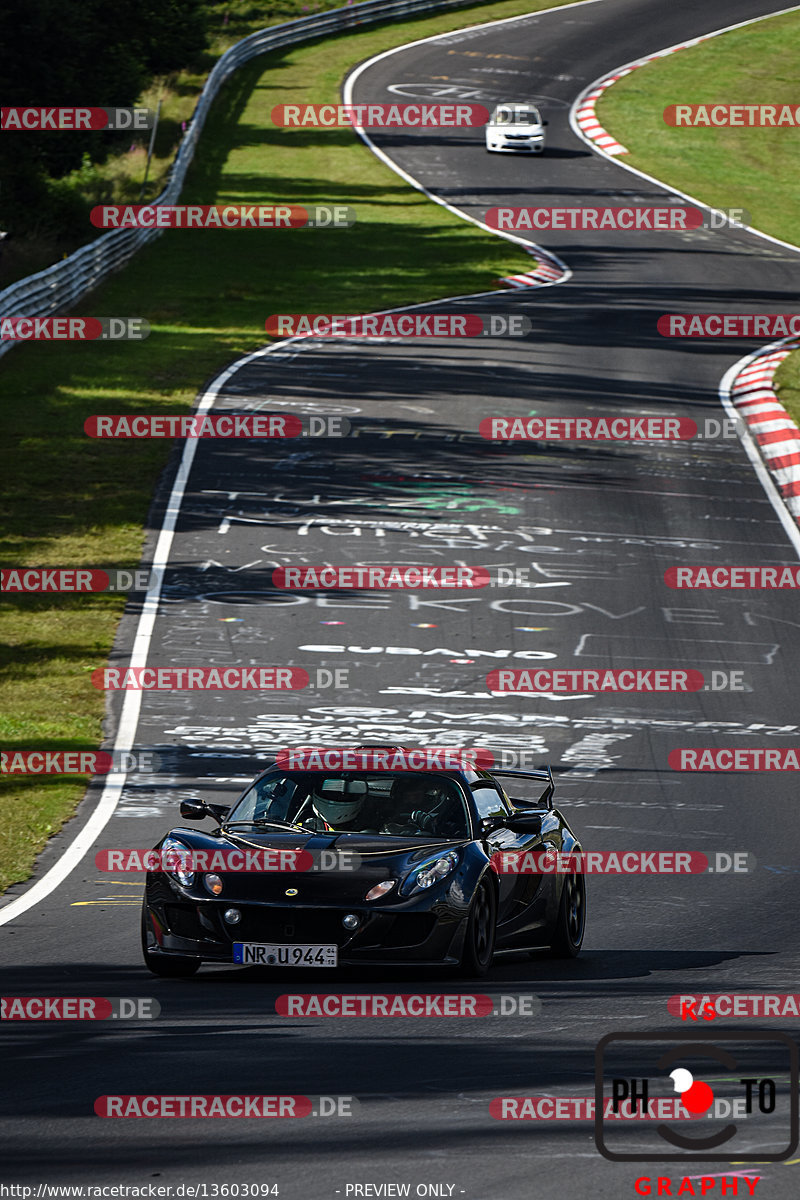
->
[[163, 904, 438, 953], [233, 907, 351, 945]]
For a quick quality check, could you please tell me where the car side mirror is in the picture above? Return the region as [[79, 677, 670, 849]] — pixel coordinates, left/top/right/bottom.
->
[[180, 800, 229, 821], [179, 800, 206, 820], [542, 119, 549, 126]]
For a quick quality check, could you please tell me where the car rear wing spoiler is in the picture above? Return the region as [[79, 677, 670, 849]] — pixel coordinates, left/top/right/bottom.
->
[[488, 766, 554, 810]]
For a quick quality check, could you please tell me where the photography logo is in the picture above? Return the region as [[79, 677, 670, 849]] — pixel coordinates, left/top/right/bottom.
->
[[595, 1031, 798, 1161]]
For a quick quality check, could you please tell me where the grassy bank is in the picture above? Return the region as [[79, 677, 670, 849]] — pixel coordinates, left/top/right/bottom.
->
[[595, 9, 800, 427], [0, 0, 580, 894]]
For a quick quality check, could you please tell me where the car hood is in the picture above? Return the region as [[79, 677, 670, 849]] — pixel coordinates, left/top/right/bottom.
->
[[216, 826, 461, 855], [491, 121, 543, 133], [162, 826, 471, 903]]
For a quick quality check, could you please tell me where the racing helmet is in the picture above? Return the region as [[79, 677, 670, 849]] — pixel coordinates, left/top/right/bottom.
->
[[390, 775, 431, 806], [313, 779, 367, 827]]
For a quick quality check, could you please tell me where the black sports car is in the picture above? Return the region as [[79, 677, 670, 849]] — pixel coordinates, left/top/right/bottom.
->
[[141, 751, 586, 978]]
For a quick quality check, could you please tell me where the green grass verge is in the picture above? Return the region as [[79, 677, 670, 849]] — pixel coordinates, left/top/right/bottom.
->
[[774, 351, 800, 431], [0, 0, 581, 895], [597, 9, 800, 245], [596, 9, 800, 430]]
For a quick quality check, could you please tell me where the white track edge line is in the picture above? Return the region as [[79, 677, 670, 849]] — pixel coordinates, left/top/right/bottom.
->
[[0, 341, 287, 925], [0, 5, 604, 925], [4, 0, 791, 923]]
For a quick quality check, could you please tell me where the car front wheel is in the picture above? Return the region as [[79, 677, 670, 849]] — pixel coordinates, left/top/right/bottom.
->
[[458, 878, 497, 977]]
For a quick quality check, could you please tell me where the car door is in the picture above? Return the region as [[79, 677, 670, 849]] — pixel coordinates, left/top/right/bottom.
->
[[471, 781, 546, 936]]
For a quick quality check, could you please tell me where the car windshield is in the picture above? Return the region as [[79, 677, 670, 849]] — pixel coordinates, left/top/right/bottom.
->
[[226, 771, 471, 839], [494, 105, 541, 125]]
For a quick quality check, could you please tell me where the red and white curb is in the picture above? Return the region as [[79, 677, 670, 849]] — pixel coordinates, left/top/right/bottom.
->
[[574, 75, 631, 155], [729, 342, 800, 523], [499, 252, 566, 289], [572, 32, 722, 161]]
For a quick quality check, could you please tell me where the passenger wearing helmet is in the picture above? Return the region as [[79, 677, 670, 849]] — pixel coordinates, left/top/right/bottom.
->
[[301, 780, 379, 833]]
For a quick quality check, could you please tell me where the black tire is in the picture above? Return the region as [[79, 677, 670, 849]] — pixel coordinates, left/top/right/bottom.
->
[[141, 904, 200, 978], [458, 877, 497, 977], [545, 871, 586, 959]]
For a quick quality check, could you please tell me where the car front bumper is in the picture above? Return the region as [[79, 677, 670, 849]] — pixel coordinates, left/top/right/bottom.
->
[[144, 893, 468, 967], [486, 136, 544, 153]]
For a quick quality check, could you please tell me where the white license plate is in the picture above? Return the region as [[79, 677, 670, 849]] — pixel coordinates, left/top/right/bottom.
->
[[233, 942, 338, 967]]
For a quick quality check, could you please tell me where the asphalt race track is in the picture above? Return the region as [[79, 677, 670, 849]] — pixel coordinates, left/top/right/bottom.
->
[[2, 1, 800, 1197]]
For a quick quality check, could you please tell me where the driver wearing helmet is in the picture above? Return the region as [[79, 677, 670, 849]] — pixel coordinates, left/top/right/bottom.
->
[[389, 775, 465, 837], [390, 774, 430, 813]]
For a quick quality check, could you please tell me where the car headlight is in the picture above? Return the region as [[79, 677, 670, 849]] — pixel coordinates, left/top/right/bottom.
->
[[400, 851, 460, 896], [162, 836, 194, 887]]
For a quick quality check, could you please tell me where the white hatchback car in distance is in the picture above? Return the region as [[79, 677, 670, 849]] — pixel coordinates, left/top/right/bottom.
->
[[485, 103, 547, 153]]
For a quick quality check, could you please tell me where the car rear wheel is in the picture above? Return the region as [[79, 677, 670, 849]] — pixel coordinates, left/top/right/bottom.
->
[[458, 878, 497, 977], [545, 871, 586, 959], [141, 904, 200, 978]]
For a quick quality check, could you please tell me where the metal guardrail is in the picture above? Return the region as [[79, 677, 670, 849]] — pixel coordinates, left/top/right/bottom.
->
[[0, 0, 485, 357]]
